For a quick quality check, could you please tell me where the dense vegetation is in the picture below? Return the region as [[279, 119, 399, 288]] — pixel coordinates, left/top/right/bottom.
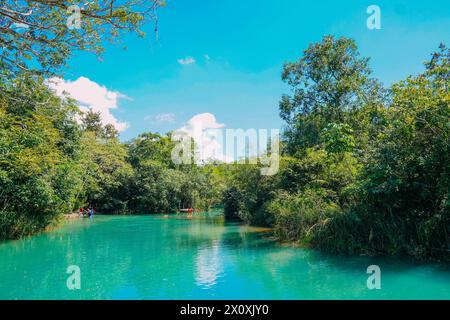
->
[[0, 77, 82, 239], [222, 37, 449, 261], [0, 79, 224, 239], [0, 2, 448, 260]]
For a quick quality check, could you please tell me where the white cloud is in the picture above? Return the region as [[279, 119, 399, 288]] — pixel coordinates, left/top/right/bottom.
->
[[204, 54, 211, 60], [47, 76, 129, 132], [177, 56, 196, 65], [175, 113, 233, 163], [144, 113, 175, 123]]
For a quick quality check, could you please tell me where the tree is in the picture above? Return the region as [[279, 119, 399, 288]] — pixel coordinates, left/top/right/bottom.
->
[[279, 35, 385, 153], [104, 123, 118, 140], [0, 0, 164, 77], [128, 132, 176, 168], [222, 163, 276, 226], [222, 187, 243, 221], [125, 132, 221, 213], [78, 130, 133, 213], [359, 44, 450, 257], [0, 76, 83, 239], [81, 110, 103, 135], [269, 44, 449, 259]]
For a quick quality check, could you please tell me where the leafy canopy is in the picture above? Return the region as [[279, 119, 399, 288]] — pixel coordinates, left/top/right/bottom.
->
[[0, 0, 164, 77]]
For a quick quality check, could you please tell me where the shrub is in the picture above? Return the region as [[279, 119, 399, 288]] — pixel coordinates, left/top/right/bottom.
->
[[267, 189, 340, 243]]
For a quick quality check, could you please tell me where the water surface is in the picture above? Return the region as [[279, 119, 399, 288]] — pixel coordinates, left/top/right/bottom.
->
[[0, 214, 449, 299]]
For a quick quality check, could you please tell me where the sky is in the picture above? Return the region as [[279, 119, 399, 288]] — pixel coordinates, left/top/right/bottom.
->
[[54, 0, 450, 149]]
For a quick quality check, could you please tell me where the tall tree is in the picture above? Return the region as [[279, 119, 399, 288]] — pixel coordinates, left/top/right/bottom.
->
[[279, 35, 385, 154]]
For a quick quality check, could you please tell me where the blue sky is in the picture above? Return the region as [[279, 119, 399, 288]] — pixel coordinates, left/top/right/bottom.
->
[[62, 0, 450, 141]]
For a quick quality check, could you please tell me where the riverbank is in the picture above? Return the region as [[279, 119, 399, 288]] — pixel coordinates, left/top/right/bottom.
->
[[64, 213, 80, 220]]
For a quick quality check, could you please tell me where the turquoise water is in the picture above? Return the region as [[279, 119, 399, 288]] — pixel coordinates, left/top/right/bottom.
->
[[0, 214, 449, 300]]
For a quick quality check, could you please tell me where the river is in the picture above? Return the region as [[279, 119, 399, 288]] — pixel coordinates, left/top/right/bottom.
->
[[0, 213, 449, 299]]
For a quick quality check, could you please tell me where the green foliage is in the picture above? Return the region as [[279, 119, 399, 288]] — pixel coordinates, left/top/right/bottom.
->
[[0, 76, 83, 239], [320, 123, 355, 154], [220, 163, 276, 226], [0, 77, 225, 238], [231, 37, 449, 260], [128, 132, 176, 168], [223, 187, 243, 220], [78, 130, 133, 213], [125, 132, 223, 213], [267, 189, 340, 243], [354, 44, 450, 258], [0, 1, 162, 78], [279, 35, 385, 154]]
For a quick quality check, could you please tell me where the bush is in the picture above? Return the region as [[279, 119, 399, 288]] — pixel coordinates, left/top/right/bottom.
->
[[223, 187, 243, 220], [267, 189, 340, 243]]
